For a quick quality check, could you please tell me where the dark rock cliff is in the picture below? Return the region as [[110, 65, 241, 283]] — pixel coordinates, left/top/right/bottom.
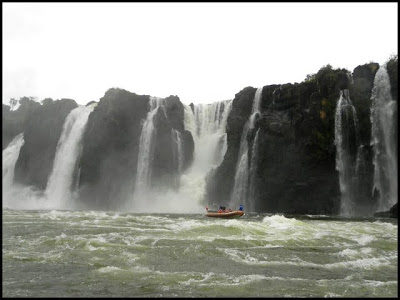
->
[[152, 95, 194, 190], [206, 87, 256, 207], [2, 97, 41, 149], [77, 89, 194, 209], [14, 98, 78, 189], [78, 88, 150, 209], [348, 63, 379, 214], [206, 61, 397, 215], [4, 58, 396, 215]]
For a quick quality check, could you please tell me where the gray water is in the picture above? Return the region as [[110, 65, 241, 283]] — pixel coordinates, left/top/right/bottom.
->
[[2, 209, 397, 297]]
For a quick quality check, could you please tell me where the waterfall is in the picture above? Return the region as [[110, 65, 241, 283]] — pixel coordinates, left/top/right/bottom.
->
[[191, 100, 233, 169], [134, 97, 163, 193], [183, 105, 197, 136], [173, 129, 184, 174], [334, 89, 360, 216], [2, 133, 51, 210], [172, 128, 184, 189], [230, 87, 263, 211], [370, 64, 398, 212], [248, 128, 260, 212], [2, 133, 25, 189], [180, 100, 232, 206], [45, 105, 94, 209], [133, 100, 232, 213]]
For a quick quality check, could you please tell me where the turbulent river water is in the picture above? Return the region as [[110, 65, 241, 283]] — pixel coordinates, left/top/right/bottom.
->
[[2, 209, 397, 297]]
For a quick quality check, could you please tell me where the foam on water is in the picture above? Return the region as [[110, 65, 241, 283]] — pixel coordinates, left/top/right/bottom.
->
[[3, 210, 397, 297]]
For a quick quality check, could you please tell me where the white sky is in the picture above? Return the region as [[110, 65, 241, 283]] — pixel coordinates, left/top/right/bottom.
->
[[2, 2, 398, 106]]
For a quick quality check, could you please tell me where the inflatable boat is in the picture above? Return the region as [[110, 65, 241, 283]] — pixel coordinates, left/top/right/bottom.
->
[[205, 210, 244, 218]]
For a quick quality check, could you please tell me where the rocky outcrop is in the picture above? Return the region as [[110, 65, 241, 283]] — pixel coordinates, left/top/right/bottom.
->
[[152, 96, 181, 189], [206, 63, 394, 215], [374, 202, 398, 218], [78, 88, 150, 209], [206, 87, 256, 206], [348, 63, 379, 213], [386, 56, 398, 101], [255, 66, 349, 214], [4, 58, 396, 215], [14, 98, 78, 189], [2, 97, 41, 149], [77, 89, 194, 209]]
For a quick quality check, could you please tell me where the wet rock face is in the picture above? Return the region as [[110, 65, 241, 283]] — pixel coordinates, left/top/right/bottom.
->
[[152, 96, 194, 190], [2, 98, 41, 149], [14, 98, 78, 190], [350, 63, 379, 146], [181, 130, 194, 171], [207, 65, 357, 214], [374, 202, 398, 218], [254, 69, 348, 214], [77, 89, 194, 209], [207, 62, 396, 214], [78, 88, 150, 209], [206, 86, 256, 205], [386, 56, 398, 101]]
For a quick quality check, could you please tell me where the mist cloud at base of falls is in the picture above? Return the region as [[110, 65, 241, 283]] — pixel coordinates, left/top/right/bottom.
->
[[125, 99, 233, 213], [2, 134, 54, 210], [3, 105, 95, 211]]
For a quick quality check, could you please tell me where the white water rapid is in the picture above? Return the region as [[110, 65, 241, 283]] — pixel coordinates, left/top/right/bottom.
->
[[370, 64, 398, 212]]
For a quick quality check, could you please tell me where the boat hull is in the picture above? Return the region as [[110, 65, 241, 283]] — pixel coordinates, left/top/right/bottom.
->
[[205, 211, 244, 218]]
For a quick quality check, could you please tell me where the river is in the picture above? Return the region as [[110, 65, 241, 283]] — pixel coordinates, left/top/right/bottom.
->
[[2, 209, 397, 297]]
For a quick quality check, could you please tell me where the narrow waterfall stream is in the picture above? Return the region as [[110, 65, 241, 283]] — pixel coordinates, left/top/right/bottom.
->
[[2, 133, 25, 189], [370, 64, 398, 212], [230, 87, 263, 211], [134, 97, 164, 197], [45, 105, 95, 209], [334, 89, 360, 216]]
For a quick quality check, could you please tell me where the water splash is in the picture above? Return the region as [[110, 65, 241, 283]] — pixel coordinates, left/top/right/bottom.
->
[[334, 90, 360, 216], [230, 87, 263, 211], [370, 64, 398, 212], [45, 105, 95, 209]]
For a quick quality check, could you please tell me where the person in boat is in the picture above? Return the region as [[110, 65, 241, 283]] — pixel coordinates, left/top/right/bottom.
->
[[239, 204, 244, 211], [217, 206, 234, 213]]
